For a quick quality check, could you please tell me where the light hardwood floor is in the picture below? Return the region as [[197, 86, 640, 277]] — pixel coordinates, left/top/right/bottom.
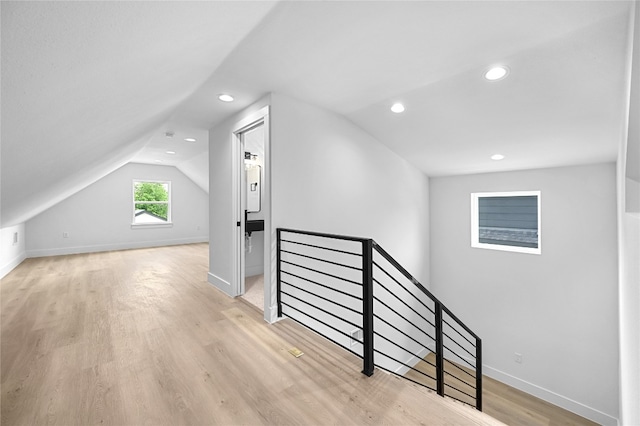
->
[[405, 354, 599, 426], [2, 244, 502, 425]]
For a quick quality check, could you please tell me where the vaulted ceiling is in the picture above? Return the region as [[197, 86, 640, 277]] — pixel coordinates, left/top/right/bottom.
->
[[1, 1, 636, 227]]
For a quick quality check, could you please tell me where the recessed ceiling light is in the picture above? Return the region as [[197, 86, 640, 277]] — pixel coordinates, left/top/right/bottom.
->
[[166, 150, 176, 155], [491, 154, 506, 160], [391, 103, 405, 113], [154, 159, 163, 163], [218, 94, 234, 102], [484, 66, 509, 81], [184, 138, 196, 142]]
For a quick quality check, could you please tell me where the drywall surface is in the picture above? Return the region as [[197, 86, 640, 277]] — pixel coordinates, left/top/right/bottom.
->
[[208, 96, 271, 296], [270, 93, 430, 284], [0, 223, 26, 279], [26, 163, 208, 256], [269, 93, 431, 369], [430, 163, 619, 425]]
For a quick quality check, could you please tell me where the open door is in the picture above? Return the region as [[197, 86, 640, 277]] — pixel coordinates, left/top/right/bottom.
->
[[231, 107, 273, 322]]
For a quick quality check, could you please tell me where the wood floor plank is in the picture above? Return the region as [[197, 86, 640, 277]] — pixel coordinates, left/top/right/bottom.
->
[[2, 243, 504, 425]]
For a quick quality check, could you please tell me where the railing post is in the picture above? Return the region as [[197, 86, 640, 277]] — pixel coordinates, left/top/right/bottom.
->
[[476, 338, 483, 411], [361, 239, 374, 377], [276, 229, 282, 318], [435, 302, 445, 397]]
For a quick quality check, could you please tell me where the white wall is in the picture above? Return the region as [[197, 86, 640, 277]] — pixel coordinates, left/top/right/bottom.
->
[[208, 96, 271, 297], [26, 163, 208, 256], [430, 163, 619, 425], [0, 223, 26, 279], [270, 93, 430, 284], [618, 3, 640, 424]]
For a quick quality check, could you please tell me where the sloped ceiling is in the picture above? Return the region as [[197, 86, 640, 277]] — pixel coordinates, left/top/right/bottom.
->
[[1, 1, 636, 228]]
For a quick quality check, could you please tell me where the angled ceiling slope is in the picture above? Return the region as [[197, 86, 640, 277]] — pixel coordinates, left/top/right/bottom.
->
[[0, 0, 278, 228], [2, 1, 635, 228]]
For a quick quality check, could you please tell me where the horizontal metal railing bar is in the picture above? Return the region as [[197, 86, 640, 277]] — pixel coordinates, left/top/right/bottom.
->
[[373, 299, 435, 345], [443, 367, 477, 390], [374, 278, 436, 331], [281, 291, 362, 331], [443, 317, 477, 348], [443, 358, 476, 380], [444, 382, 477, 402], [373, 261, 435, 317], [374, 362, 438, 393], [442, 344, 476, 369], [279, 228, 370, 243], [281, 238, 362, 257], [373, 328, 432, 372], [373, 348, 438, 384], [281, 270, 362, 300], [373, 243, 480, 341], [443, 331, 477, 361], [281, 279, 362, 316], [281, 249, 362, 271], [281, 259, 362, 287], [281, 307, 363, 360]]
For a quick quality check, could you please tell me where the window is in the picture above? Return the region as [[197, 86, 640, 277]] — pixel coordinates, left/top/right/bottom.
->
[[132, 180, 171, 226], [471, 191, 541, 254]]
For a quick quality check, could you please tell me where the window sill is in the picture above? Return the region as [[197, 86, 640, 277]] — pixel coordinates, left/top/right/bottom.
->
[[131, 223, 173, 229]]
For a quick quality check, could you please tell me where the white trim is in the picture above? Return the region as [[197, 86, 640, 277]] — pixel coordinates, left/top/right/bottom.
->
[[230, 106, 272, 319], [483, 365, 619, 426], [0, 252, 27, 279], [132, 179, 172, 224], [470, 190, 541, 255], [245, 264, 263, 277], [207, 271, 233, 294], [394, 347, 431, 375], [26, 237, 208, 258], [131, 223, 173, 229]]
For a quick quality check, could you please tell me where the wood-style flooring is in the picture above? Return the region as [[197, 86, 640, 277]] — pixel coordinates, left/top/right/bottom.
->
[[405, 353, 599, 426], [2, 243, 502, 425]]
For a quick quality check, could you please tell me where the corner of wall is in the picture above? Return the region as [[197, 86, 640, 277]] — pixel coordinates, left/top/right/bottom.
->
[[0, 223, 27, 279]]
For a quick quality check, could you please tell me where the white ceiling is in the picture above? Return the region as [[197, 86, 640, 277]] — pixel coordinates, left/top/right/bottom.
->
[[1, 1, 636, 227]]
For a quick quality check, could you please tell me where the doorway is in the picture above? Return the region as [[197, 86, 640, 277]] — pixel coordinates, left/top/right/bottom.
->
[[231, 106, 272, 321], [240, 123, 265, 311]]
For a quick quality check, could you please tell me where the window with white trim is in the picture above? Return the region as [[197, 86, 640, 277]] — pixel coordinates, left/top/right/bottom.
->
[[471, 191, 541, 254], [132, 180, 171, 225]]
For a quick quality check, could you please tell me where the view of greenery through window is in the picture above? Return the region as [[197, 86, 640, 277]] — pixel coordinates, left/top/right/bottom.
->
[[134, 181, 169, 221]]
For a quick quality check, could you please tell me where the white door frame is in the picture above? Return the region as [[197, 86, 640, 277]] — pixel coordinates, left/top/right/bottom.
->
[[231, 106, 274, 322]]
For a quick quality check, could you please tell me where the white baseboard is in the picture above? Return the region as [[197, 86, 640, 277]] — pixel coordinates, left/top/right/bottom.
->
[[0, 251, 27, 280], [394, 347, 431, 375], [207, 271, 234, 297], [26, 237, 208, 258], [483, 365, 619, 426], [245, 264, 264, 277], [265, 304, 279, 324]]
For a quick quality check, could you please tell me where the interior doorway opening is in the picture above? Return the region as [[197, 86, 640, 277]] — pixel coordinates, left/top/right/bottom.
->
[[239, 122, 265, 312]]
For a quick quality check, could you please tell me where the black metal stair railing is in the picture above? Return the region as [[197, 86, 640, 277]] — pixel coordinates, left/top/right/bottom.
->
[[276, 228, 483, 411]]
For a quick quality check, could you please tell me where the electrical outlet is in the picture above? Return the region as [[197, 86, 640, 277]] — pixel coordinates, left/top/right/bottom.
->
[[514, 352, 523, 364], [350, 329, 363, 347], [63, 232, 69, 238]]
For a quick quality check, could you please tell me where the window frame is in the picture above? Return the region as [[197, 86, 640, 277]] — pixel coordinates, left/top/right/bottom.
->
[[470, 190, 541, 255], [131, 179, 172, 228]]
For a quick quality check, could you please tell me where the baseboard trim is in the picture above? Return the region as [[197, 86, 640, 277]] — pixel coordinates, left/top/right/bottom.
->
[[394, 347, 431, 375], [26, 237, 209, 258], [207, 271, 233, 297], [483, 365, 619, 426], [245, 264, 264, 277], [0, 251, 27, 279]]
